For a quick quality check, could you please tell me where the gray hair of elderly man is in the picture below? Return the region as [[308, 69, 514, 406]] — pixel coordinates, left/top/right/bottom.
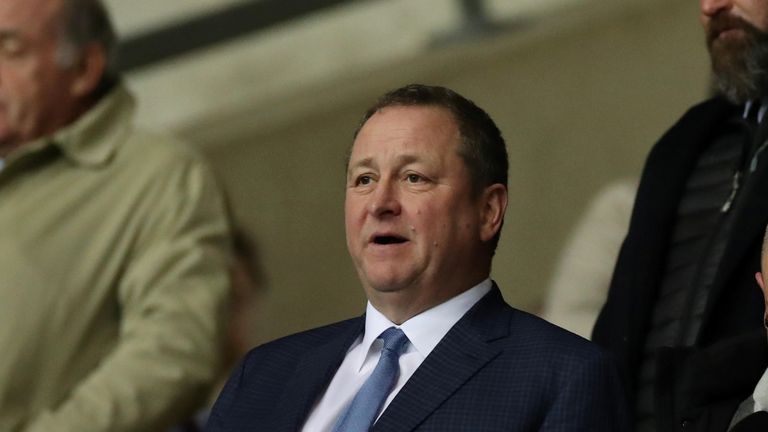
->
[[58, 0, 119, 92]]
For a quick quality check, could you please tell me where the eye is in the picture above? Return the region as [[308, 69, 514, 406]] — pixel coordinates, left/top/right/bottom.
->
[[406, 173, 424, 183], [355, 175, 374, 186], [0, 34, 23, 58]]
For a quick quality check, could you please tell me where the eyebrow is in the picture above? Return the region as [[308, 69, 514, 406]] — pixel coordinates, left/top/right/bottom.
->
[[348, 157, 374, 172], [348, 154, 421, 172]]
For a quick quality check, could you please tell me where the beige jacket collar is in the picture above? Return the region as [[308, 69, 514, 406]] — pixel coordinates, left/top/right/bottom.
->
[[8, 84, 135, 169]]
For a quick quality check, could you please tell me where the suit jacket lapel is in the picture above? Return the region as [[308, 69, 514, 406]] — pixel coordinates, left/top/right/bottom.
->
[[372, 287, 509, 432], [271, 318, 364, 432]]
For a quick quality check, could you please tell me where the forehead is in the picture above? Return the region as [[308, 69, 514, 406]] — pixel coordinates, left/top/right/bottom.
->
[[0, 0, 62, 36], [350, 105, 460, 160]]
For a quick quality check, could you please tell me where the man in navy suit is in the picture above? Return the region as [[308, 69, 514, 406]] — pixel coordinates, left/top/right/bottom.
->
[[206, 84, 629, 431]]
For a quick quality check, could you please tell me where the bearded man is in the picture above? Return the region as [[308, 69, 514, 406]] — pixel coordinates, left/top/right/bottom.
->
[[592, 1, 768, 431]]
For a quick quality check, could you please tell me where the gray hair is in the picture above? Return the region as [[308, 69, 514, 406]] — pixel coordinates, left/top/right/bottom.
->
[[57, 0, 119, 88]]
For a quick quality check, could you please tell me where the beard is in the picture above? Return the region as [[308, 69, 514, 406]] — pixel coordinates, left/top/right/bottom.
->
[[707, 13, 768, 104]]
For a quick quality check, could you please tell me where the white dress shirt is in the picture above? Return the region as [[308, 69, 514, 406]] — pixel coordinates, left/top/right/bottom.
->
[[730, 366, 768, 429], [301, 279, 492, 432]]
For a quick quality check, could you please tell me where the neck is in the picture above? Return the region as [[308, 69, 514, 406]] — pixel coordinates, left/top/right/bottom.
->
[[0, 94, 98, 160], [0, 142, 21, 159], [367, 274, 489, 324]]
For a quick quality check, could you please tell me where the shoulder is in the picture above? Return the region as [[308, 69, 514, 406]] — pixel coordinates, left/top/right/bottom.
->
[[484, 305, 616, 391], [81, 84, 215, 176], [663, 97, 733, 128], [239, 317, 361, 372], [112, 128, 225, 212], [505, 308, 607, 365], [119, 129, 212, 173], [650, 97, 734, 151], [498, 309, 622, 404], [469, 287, 607, 367]]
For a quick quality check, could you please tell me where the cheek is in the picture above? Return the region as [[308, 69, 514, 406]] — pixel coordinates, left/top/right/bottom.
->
[[747, 3, 768, 30], [412, 207, 451, 243], [1, 69, 40, 116], [344, 201, 365, 250], [344, 199, 361, 227]]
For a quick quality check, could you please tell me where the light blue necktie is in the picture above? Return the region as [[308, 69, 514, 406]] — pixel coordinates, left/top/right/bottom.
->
[[333, 327, 410, 432]]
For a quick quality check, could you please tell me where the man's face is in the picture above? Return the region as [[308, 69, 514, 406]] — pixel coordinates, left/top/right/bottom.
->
[[701, 0, 768, 102], [0, 0, 81, 153], [345, 105, 498, 321]]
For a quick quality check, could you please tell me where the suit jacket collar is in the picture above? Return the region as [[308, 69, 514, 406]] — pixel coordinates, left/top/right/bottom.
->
[[271, 318, 364, 432], [373, 285, 509, 431], [271, 286, 510, 432]]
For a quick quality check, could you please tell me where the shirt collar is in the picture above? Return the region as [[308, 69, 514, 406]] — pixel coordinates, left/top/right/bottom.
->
[[753, 363, 768, 411], [355, 278, 492, 371], [53, 84, 135, 167], [4, 83, 134, 169]]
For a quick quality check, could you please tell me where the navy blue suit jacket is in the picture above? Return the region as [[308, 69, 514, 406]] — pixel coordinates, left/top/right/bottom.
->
[[207, 287, 629, 431]]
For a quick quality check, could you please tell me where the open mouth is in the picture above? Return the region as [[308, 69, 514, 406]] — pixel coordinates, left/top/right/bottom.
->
[[372, 235, 408, 245]]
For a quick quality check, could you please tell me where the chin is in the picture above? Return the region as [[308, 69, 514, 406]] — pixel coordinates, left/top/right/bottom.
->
[[363, 273, 416, 295], [366, 280, 409, 294]]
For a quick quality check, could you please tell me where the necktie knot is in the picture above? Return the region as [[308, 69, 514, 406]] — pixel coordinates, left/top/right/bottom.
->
[[379, 327, 408, 356], [332, 327, 409, 432]]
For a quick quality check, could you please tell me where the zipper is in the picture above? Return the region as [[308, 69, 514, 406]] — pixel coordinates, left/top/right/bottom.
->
[[750, 139, 768, 172], [721, 170, 741, 213], [722, 133, 768, 213]]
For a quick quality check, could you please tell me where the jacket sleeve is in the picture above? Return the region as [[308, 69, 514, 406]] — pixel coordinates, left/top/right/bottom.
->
[[22, 154, 232, 432]]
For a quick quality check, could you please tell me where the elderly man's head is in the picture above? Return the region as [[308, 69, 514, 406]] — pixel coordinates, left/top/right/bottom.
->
[[345, 84, 508, 323], [0, 0, 116, 156]]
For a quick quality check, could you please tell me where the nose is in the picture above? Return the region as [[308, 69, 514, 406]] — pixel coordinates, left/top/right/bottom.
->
[[701, 0, 731, 17], [368, 178, 401, 218]]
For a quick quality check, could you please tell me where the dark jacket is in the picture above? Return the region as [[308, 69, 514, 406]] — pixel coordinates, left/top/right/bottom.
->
[[593, 97, 768, 431], [731, 412, 768, 432]]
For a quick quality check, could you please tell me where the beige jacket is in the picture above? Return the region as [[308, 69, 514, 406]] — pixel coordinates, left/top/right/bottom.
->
[[0, 84, 231, 432]]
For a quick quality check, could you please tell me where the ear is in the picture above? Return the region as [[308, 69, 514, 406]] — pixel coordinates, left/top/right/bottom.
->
[[69, 43, 107, 98], [756, 272, 768, 328], [478, 184, 507, 242], [757, 271, 768, 305]]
